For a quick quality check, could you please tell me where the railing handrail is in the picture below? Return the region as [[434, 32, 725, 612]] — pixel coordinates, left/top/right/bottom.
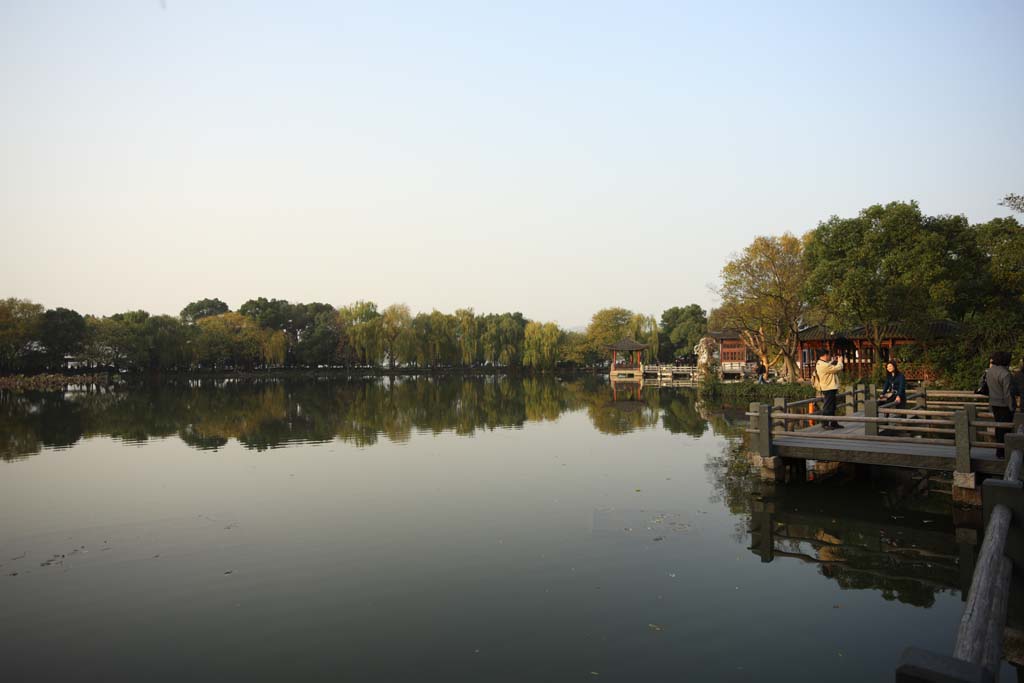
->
[[746, 411, 956, 427]]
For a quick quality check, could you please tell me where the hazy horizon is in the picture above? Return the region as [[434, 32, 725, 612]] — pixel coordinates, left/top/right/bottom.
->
[[3, 1, 1022, 329]]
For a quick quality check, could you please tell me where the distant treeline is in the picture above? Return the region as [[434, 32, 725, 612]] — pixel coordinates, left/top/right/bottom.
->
[[0, 296, 709, 375]]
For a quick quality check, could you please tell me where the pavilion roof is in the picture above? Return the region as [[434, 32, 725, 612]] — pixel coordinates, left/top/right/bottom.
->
[[605, 338, 648, 352]]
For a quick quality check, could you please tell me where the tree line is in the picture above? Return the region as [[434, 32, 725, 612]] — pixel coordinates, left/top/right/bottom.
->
[[713, 196, 1023, 385], [0, 296, 710, 375]]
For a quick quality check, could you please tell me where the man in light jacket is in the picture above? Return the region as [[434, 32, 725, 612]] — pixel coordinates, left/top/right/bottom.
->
[[816, 350, 844, 430]]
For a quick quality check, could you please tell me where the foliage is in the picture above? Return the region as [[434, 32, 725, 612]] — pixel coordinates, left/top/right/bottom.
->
[[180, 298, 229, 324], [0, 298, 44, 373], [699, 380, 815, 403], [585, 307, 634, 356], [659, 305, 707, 360], [1000, 193, 1024, 214], [804, 202, 979, 364], [717, 234, 807, 381], [523, 322, 563, 371]]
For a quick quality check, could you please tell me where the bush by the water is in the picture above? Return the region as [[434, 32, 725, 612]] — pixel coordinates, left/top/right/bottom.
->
[[699, 379, 815, 402]]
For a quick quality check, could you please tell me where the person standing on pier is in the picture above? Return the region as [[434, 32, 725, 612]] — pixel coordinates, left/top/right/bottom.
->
[[983, 351, 1018, 458], [814, 350, 844, 430]]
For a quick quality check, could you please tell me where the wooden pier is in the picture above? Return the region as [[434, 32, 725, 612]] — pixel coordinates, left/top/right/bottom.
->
[[746, 384, 1024, 679], [746, 387, 1024, 503]]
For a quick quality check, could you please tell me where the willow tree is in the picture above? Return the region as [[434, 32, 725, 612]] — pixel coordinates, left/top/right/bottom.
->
[[716, 233, 807, 381], [628, 313, 659, 362], [523, 321, 563, 371], [454, 308, 479, 366], [381, 303, 413, 369]]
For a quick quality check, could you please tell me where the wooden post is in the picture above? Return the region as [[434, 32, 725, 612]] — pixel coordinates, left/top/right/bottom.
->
[[965, 403, 977, 443], [864, 399, 879, 437], [773, 397, 786, 431], [748, 401, 760, 434], [916, 388, 928, 410], [845, 384, 856, 415], [856, 383, 865, 413], [758, 403, 772, 460], [954, 408, 971, 475], [869, 383, 877, 401]]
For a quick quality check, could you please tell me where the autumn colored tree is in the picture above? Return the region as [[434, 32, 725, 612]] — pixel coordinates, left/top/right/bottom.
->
[[716, 233, 807, 380]]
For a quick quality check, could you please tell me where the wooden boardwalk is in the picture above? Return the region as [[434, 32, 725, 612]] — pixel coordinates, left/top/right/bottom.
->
[[773, 412, 1009, 476], [747, 388, 1022, 483]]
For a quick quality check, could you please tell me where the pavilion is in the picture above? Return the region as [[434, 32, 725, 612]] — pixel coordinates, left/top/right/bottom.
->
[[606, 338, 648, 380]]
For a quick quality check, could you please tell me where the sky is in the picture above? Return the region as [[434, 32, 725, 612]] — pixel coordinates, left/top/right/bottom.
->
[[1, 1, 1022, 329]]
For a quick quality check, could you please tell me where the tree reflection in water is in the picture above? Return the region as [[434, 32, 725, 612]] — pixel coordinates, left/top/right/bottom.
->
[[0, 376, 750, 461], [1, 375, 983, 614]]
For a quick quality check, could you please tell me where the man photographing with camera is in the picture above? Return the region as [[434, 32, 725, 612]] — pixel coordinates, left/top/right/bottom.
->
[[814, 350, 844, 430]]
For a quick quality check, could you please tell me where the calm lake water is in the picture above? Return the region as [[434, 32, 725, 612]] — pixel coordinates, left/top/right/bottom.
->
[[0, 376, 998, 681]]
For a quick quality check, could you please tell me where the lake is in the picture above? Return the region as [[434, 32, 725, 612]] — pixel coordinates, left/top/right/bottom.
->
[[0, 376, 991, 681]]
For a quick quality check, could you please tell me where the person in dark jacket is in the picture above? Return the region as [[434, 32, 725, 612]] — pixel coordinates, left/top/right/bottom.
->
[[755, 361, 767, 384], [879, 361, 907, 407], [985, 351, 1018, 458]]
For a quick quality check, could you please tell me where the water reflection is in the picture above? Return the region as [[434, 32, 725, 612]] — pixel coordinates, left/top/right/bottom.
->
[[0, 376, 748, 461]]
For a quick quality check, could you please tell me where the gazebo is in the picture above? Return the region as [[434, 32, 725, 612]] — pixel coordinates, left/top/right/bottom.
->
[[606, 338, 648, 380]]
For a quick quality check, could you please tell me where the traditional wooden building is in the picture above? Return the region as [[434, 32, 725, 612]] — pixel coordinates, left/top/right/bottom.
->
[[710, 322, 956, 380], [797, 321, 957, 379], [606, 338, 648, 380], [708, 330, 758, 377]]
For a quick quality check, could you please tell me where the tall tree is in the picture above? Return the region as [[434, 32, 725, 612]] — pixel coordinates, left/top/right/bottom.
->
[[180, 298, 229, 324], [523, 322, 563, 371], [660, 305, 707, 359], [716, 234, 807, 380], [804, 201, 979, 367], [380, 303, 413, 369], [40, 307, 87, 369], [0, 298, 44, 372], [585, 307, 634, 359], [454, 308, 479, 366]]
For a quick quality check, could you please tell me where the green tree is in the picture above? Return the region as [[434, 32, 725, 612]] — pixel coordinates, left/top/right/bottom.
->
[[40, 307, 87, 369], [338, 301, 383, 366], [804, 201, 979, 368], [294, 310, 342, 367], [523, 321, 563, 371], [180, 298, 229, 324], [0, 298, 44, 372], [193, 312, 264, 369], [585, 307, 634, 359], [660, 305, 707, 359], [381, 303, 413, 369], [454, 308, 479, 366]]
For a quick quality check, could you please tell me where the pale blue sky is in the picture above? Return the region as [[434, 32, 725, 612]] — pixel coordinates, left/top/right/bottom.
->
[[2, 1, 1022, 327]]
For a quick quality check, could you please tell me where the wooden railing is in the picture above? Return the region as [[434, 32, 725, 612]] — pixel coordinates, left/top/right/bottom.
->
[[896, 425, 1024, 681]]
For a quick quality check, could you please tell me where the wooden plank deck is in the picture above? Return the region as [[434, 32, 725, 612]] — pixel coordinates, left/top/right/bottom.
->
[[773, 411, 1008, 475]]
